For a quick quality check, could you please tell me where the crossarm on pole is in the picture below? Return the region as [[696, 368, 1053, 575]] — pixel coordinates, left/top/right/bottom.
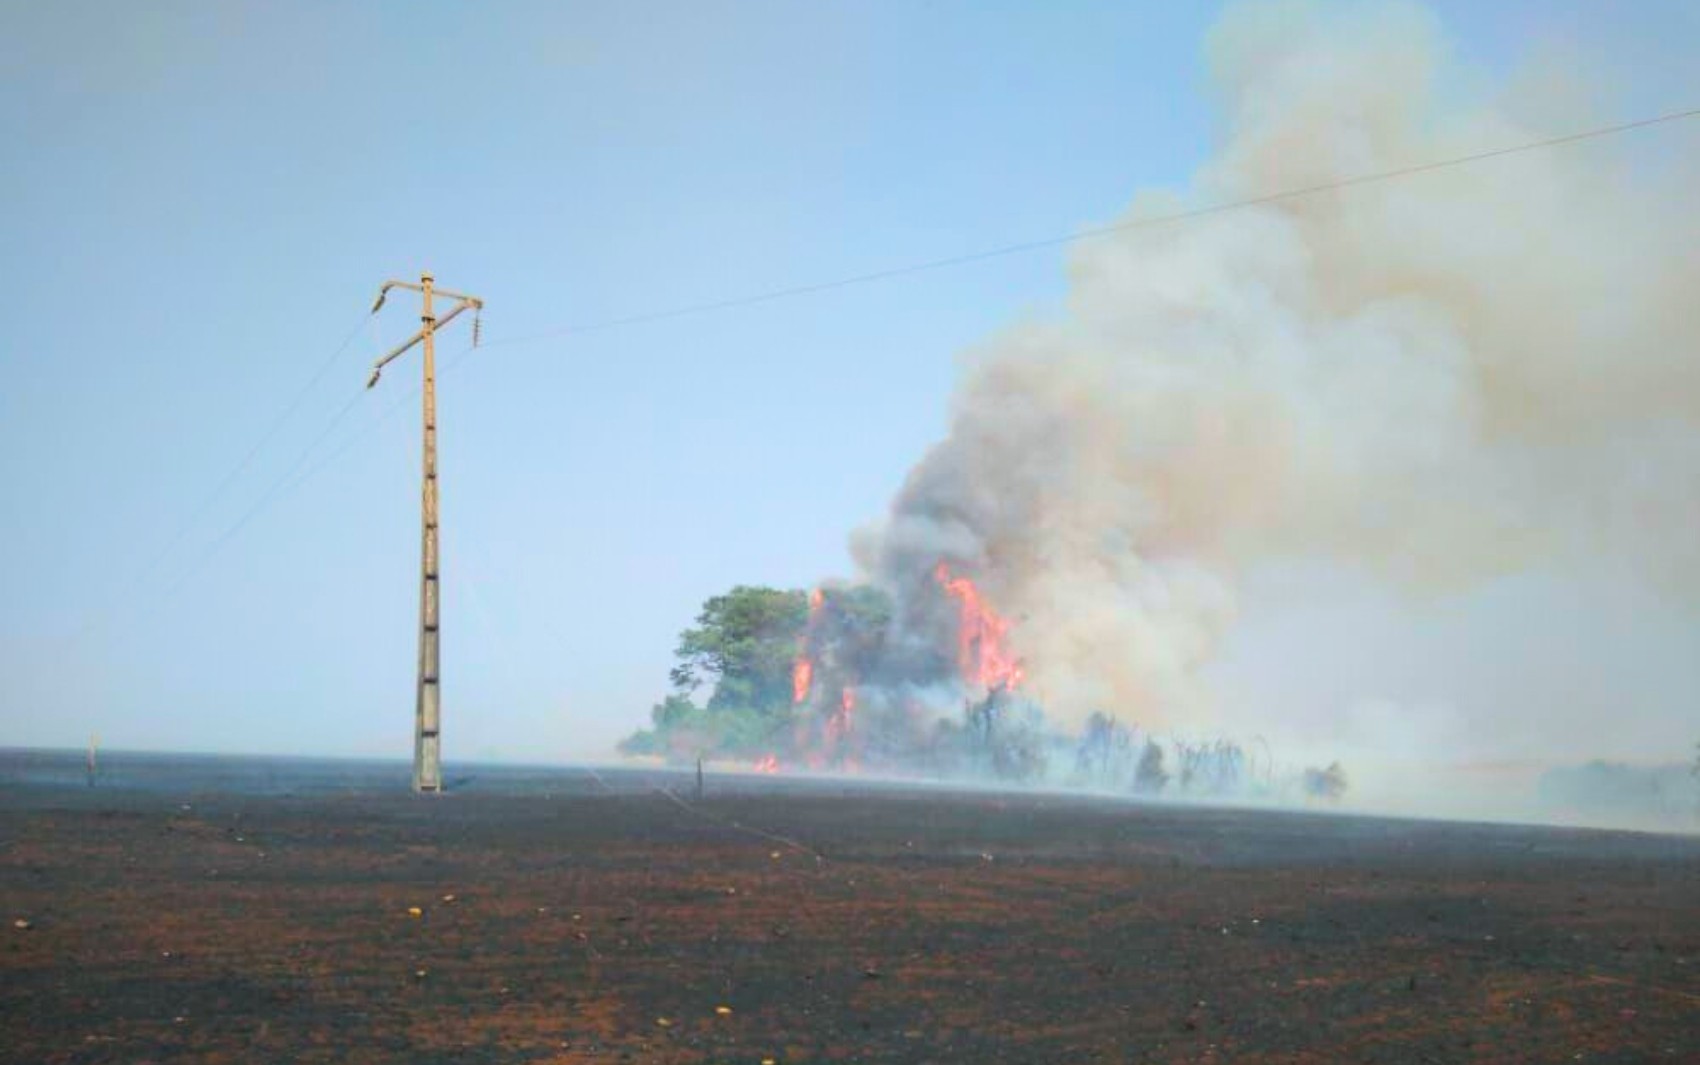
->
[[373, 280, 482, 313], [366, 300, 476, 388]]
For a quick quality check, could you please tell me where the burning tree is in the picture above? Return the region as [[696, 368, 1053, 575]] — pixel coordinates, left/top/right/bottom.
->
[[784, 564, 1038, 776], [620, 572, 1315, 802], [788, 584, 896, 768], [623, 560, 1045, 778], [623, 583, 898, 765], [933, 563, 1025, 691]]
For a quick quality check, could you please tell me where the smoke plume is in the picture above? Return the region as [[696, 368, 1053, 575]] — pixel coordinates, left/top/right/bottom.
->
[[854, 0, 1700, 741]]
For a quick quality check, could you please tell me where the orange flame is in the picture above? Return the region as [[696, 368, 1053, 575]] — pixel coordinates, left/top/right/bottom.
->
[[934, 563, 1024, 692], [825, 686, 856, 745], [792, 657, 813, 704], [753, 754, 779, 774], [792, 588, 826, 705]]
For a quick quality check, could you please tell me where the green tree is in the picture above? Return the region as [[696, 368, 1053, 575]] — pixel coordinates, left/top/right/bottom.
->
[[652, 693, 699, 729], [669, 586, 809, 716]]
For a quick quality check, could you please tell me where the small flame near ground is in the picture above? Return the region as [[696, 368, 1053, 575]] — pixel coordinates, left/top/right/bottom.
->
[[752, 754, 779, 774]]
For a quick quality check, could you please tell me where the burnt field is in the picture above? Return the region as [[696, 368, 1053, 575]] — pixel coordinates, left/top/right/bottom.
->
[[2, 752, 1698, 1063]]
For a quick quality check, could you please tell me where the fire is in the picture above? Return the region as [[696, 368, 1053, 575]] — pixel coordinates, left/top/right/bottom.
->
[[792, 588, 826, 705], [825, 686, 856, 744], [934, 563, 1025, 692], [789, 589, 862, 771], [752, 754, 779, 774]]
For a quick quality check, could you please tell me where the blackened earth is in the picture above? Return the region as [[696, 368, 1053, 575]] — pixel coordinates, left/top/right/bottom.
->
[[3, 751, 1698, 1063]]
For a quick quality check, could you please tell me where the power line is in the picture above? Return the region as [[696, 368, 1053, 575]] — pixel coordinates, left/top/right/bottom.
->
[[279, 342, 480, 498], [158, 341, 480, 601], [482, 105, 1700, 350], [136, 313, 372, 584], [284, 387, 413, 494], [158, 387, 368, 601], [95, 104, 1700, 611], [54, 314, 374, 650]]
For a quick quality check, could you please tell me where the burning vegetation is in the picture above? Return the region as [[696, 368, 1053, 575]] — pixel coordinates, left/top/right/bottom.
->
[[613, 0, 1700, 823], [621, 573, 1347, 804]]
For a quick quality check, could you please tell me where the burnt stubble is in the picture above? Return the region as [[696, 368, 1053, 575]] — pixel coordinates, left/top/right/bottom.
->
[[3, 753, 1697, 1063]]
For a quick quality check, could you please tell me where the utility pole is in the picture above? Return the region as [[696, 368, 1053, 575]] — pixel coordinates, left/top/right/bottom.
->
[[367, 274, 483, 793]]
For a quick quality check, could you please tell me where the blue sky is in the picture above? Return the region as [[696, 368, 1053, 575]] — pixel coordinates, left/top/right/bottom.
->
[[1, 1, 1695, 762]]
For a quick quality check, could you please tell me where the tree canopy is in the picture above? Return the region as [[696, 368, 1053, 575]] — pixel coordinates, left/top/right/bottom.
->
[[670, 585, 809, 713], [622, 585, 810, 760]]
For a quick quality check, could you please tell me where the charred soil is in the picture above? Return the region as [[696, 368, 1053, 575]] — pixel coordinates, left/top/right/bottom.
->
[[3, 756, 1698, 1063]]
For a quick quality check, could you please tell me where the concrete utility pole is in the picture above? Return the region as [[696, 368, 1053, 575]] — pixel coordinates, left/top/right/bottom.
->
[[368, 274, 483, 793]]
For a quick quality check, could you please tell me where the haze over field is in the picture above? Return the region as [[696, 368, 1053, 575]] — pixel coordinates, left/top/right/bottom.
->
[[1, 0, 1696, 828]]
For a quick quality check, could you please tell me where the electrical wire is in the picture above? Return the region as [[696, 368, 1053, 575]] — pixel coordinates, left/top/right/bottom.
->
[[279, 342, 480, 498], [158, 386, 368, 600], [137, 313, 371, 584], [481, 105, 1700, 350], [52, 314, 374, 649], [116, 105, 1700, 609], [158, 341, 480, 600]]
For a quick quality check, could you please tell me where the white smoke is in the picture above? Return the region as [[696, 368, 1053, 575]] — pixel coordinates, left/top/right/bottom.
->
[[857, 0, 1700, 740]]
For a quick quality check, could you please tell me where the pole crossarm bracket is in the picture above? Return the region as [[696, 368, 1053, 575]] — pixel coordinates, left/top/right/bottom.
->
[[373, 279, 484, 314], [367, 299, 479, 389]]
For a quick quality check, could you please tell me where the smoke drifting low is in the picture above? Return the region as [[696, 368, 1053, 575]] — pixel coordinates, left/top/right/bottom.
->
[[853, 1, 1698, 793]]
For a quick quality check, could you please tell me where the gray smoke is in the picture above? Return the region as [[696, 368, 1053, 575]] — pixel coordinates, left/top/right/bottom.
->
[[854, 0, 1700, 749]]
